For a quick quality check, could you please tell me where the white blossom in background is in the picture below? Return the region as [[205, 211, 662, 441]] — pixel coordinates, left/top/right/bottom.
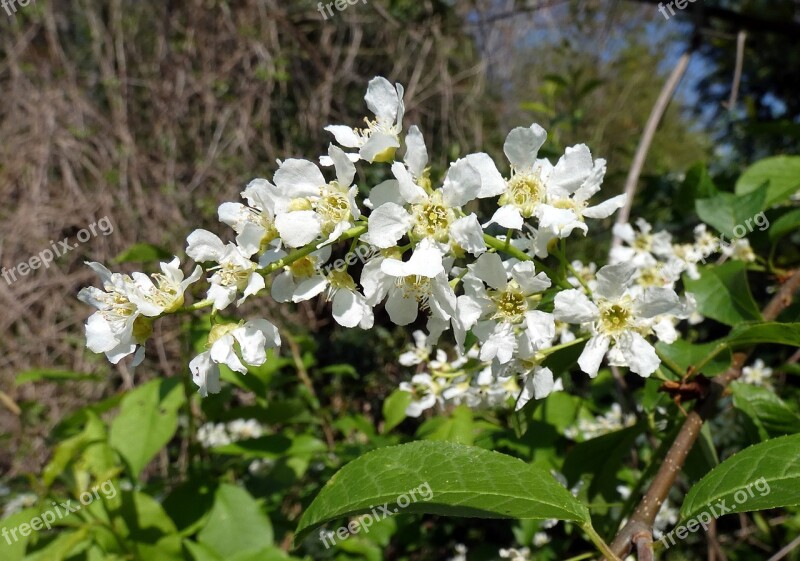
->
[[555, 262, 681, 377], [2, 493, 37, 518], [565, 403, 637, 441], [741, 358, 774, 388]]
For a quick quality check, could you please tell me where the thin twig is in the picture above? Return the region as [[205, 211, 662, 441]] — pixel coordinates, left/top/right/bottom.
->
[[612, 47, 694, 248], [767, 534, 800, 561], [607, 270, 800, 558], [723, 31, 747, 109]]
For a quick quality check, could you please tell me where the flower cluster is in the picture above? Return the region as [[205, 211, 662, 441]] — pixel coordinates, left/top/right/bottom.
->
[[196, 419, 266, 448], [80, 76, 700, 405]]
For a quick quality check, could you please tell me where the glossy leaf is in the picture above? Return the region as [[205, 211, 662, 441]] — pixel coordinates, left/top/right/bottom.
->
[[108, 378, 185, 479], [295, 441, 590, 543], [683, 263, 761, 326], [731, 382, 800, 439], [680, 434, 800, 522], [735, 155, 800, 207]]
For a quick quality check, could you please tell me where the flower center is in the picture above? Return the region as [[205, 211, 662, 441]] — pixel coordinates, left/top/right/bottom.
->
[[411, 193, 452, 242], [490, 283, 528, 323], [289, 256, 317, 278], [500, 172, 545, 218], [317, 185, 352, 235], [599, 302, 632, 333], [397, 275, 432, 307]]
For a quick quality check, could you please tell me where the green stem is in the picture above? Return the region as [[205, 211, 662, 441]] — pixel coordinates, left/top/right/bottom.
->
[[538, 336, 589, 359], [583, 523, 623, 561], [655, 348, 684, 377], [692, 342, 728, 374]]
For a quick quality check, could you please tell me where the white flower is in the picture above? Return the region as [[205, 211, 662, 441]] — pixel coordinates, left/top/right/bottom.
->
[[272, 145, 360, 247], [271, 246, 331, 303], [366, 155, 484, 252], [399, 373, 441, 417], [741, 359, 773, 388], [399, 330, 432, 366], [325, 76, 405, 163], [321, 269, 375, 329], [78, 262, 153, 366], [611, 218, 673, 267], [361, 240, 457, 327], [455, 252, 553, 363], [218, 178, 282, 257], [186, 230, 265, 310], [554, 262, 681, 377], [189, 319, 281, 397], [130, 257, 203, 315]]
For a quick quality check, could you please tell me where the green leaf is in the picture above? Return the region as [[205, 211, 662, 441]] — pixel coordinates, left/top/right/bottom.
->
[[382, 390, 412, 433], [731, 382, 800, 439], [769, 208, 800, 241], [295, 441, 590, 543], [0, 507, 40, 560], [197, 484, 273, 558], [736, 155, 800, 207], [108, 378, 185, 478], [655, 340, 732, 376], [680, 434, 800, 522], [683, 262, 762, 326], [677, 163, 717, 211], [43, 411, 108, 487], [684, 424, 720, 481], [725, 322, 800, 347], [22, 528, 91, 561], [15, 369, 102, 385], [695, 186, 768, 238], [416, 405, 475, 444], [113, 243, 172, 264]]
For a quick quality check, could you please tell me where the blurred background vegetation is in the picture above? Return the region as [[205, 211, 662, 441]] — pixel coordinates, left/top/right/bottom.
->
[[0, 0, 798, 558]]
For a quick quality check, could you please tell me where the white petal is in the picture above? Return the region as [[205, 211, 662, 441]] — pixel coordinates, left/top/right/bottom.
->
[[480, 323, 517, 364], [554, 289, 599, 324], [324, 125, 361, 148], [582, 194, 626, 219], [504, 124, 547, 171], [465, 152, 506, 198], [404, 125, 428, 179], [208, 283, 237, 310], [549, 144, 594, 195], [186, 230, 226, 263], [381, 241, 444, 278], [292, 276, 328, 302], [270, 270, 295, 303], [210, 334, 246, 374], [273, 159, 325, 198], [511, 261, 551, 294], [366, 202, 412, 248], [240, 272, 266, 302], [275, 211, 322, 248], [578, 334, 610, 378], [360, 133, 400, 163], [365, 76, 400, 122], [441, 158, 481, 208], [329, 144, 356, 186], [366, 179, 405, 209], [617, 331, 659, 377], [332, 289, 364, 328], [595, 262, 636, 300], [450, 214, 487, 256], [392, 162, 427, 204], [190, 352, 221, 397], [485, 205, 524, 230], [636, 287, 681, 318], [471, 252, 507, 290], [385, 288, 419, 325]]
